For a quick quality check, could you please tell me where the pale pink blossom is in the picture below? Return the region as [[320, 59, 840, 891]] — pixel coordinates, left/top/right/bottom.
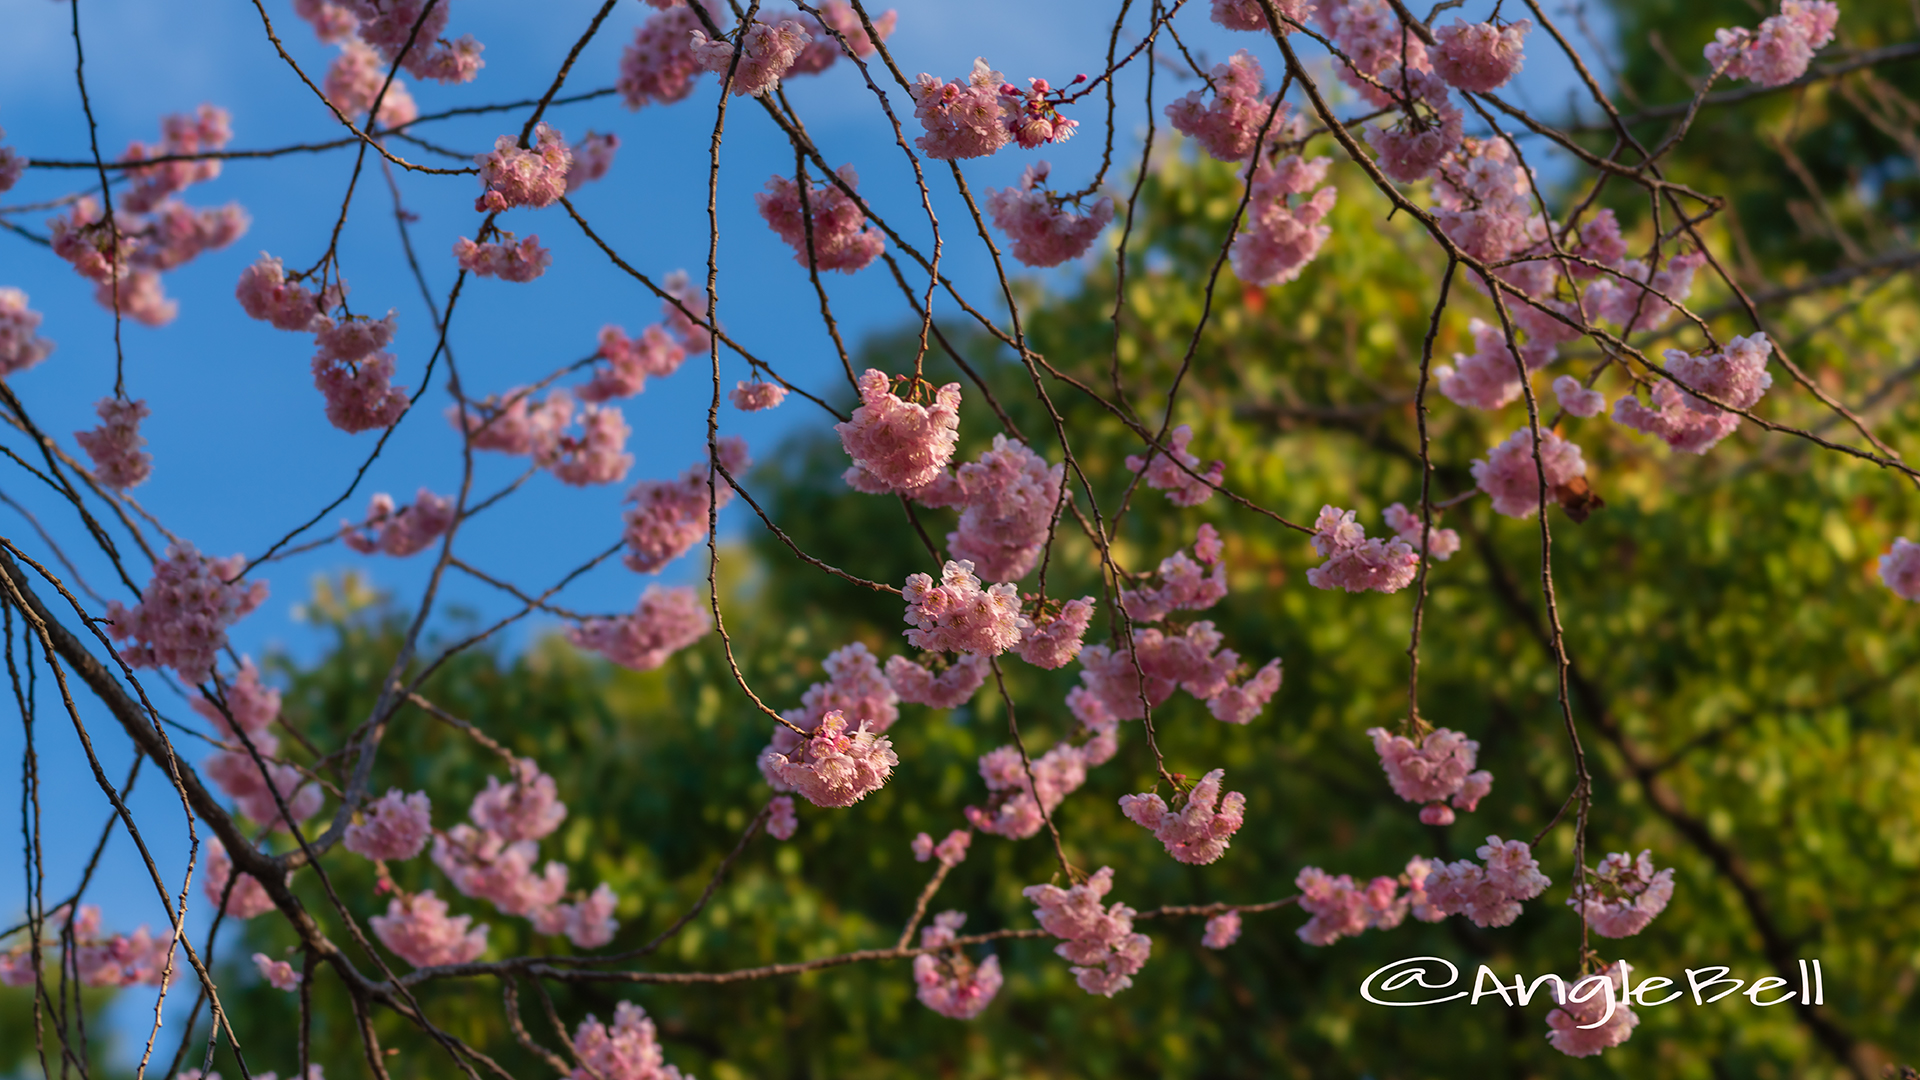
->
[[912, 829, 972, 867], [1382, 503, 1459, 560], [537, 883, 620, 949], [583, 324, 686, 402], [1612, 380, 1741, 454], [192, 658, 281, 739], [569, 1001, 691, 1080], [324, 40, 418, 127], [370, 890, 489, 968], [621, 437, 749, 572], [902, 560, 1028, 656], [338, 0, 483, 83], [0, 288, 54, 377], [1118, 768, 1246, 865], [568, 586, 709, 672], [1667, 332, 1774, 414], [1432, 138, 1543, 264], [1125, 424, 1224, 507], [1232, 153, 1338, 286], [784, 1, 896, 75], [471, 758, 567, 842], [765, 795, 798, 839], [454, 233, 551, 282], [946, 434, 1065, 581], [1023, 866, 1152, 996], [912, 59, 1013, 160], [0, 129, 25, 194], [1295, 867, 1406, 945], [475, 123, 572, 212], [914, 911, 1002, 1019], [75, 397, 152, 489], [1403, 856, 1448, 922], [729, 378, 788, 411], [1367, 725, 1493, 813], [447, 386, 567, 455], [433, 824, 569, 915], [312, 350, 407, 433], [90, 268, 176, 327], [660, 270, 713, 354], [236, 253, 338, 331], [690, 17, 811, 97], [1435, 317, 1535, 410], [619, 5, 708, 108], [1211, 0, 1312, 31], [1206, 658, 1282, 725], [1432, 18, 1531, 91], [1583, 250, 1706, 331], [1002, 76, 1081, 150], [1013, 597, 1095, 669], [296, 0, 360, 43], [837, 368, 962, 492], [343, 789, 433, 862], [1471, 428, 1586, 518], [1166, 51, 1279, 162], [985, 161, 1113, 267], [1365, 66, 1463, 183], [565, 131, 619, 192], [1306, 505, 1419, 593], [1571, 850, 1675, 938], [1423, 835, 1551, 927], [204, 748, 323, 831], [26, 906, 178, 988], [965, 731, 1114, 839], [117, 106, 228, 214], [540, 395, 633, 487], [1122, 526, 1228, 621], [1546, 962, 1640, 1057], [122, 202, 246, 274], [885, 651, 990, 708], [1881, 538, 1920, 601], [253, 952, 301, 991], [763, 710, 898, 807], [106, 543, 266, 683], [780, 641, 900, 734], [1074, 620, 1252, 719], [1202, 910, 1242, 948], [204, 839, 279, 919], [341, 489, 453, 557], [757, 165, 885, 272], [1553, 375, 1606, 418], [1704, 0, 1838, 87]]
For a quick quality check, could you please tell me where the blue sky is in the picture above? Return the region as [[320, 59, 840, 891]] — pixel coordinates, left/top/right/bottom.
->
[[0, 0, 1606, 1067]]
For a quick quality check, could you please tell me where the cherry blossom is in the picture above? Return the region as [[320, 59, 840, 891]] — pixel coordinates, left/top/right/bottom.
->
[[756, 642, 898, 794], [1306, 506, 1419, 593], [569, 1001, 691, 1080], [1432, 138, 1542, 265], [1667, 332, 1774, 414], [106, 543, 267, 683], [192, 658, 281, 739], [338, 0, 484, 84], [534, 883, 620, 949], [567, 585, 709, 672], [944, 434, 1066, 581], [370, 890, 489, 968], [1471, 428, 1587, 518], [204, 743, 323, 831], [1124, 424, 1224, 506], [539, 395, 634, 487], [1435, 317, 1537, 411], [341, 489, 454, 557], [75, 397, 152, 489], [1366, 66, 1463, 183], [1122, 525, 1228, 621], [1166, 51, 1279, 162], [1546, 962, 1640, 1057], [204, 839, 280, 919], [1319, 0, 1433, 104], [1572, 850, 1676, 938], [1001, 77, 1080, 149], [448, 386, 567, 455], [1013, 596, 1096, 670], [1210, 0, 1312, 31], [1024, 866, 1152, 996], [1402, 855, 1449, 922], [253, 952, 302, 991], [471, 758, 567, 843], [1382, 503, 1459, 560], [0, 288, 54, 377], [902, 560, 1029, 656], [1432, 18, 1531, 92], [986, 161, 1114, 267], [566, 131, 620, 191], [294, 0, 359, 43], [236, 254, 339, 332], [912, 59, 1013, 160], [729, 378, 788, 411], [1295, 867, 1406, 944], [312, 346, 408, 434], [756, 165, 885, 272], [784, 1, 896, 75], [1, 906, 178, 989], [1553, 375, 1606, 418], [433, 824, 569, 915], [324, 40, 419, 127], [966, 728, 1116, 839], [885, 651, 990, 708], [619, 4, 708, 108], [1074, 620, 1271, 721], [660, 270, 714, 354], [1880, 537, 1920, 601], [118, 105, 228, 214], [766, 795, 798, 840], [581, 324, 685, 402], [1232, 153, 1338, 286], [0, 129, 24, 194], [914, 911, 1003, 1019], [837, 368, 962, 492], [1119, 768, 1246, 865], [343, 789, 433, 862], [1201, 910, 1242, 948], [1613, 380, 1741, 454], [1205, 658, 1282, 725], [1367, 726, 1494, 821], [96, 270, 179, 327], [1704, 0, 1839, 87], [454, 233, 552, 282], [621, 437, 749, 572], [762, 710, 899, 807], [1422, 835, 1551, 927], [474, 123, 572, 212], [912, 829, 973, 867], [690, 17, 811, 97]]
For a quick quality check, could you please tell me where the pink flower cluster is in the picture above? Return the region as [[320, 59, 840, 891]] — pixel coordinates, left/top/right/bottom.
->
[[1013, 596, 1096, 669], [1024, 866, 1152, 996], [1210, 0, 1312, 32], [781, 1, 897, 74], [324, 40, 418, 127], [1295, 866, 1409, 945], [766, 795, 798, 840], [1232, 153, 1338, 286], [1306, 506, 1419, 594], [1201, 910, 1242, 948], [837, 369, 962, 492], [1382, 503, 1459, 560], [1628, 332, 1776, 451], [1546, 962, 1640, 1057], [107, 544, 267, 683], [1124, 424, 1224, 506], [911, 59, 1014, 160], [1582, 250, 1706, 333], [912, 829, 973, 867], [690, 16, 811, 97], [885, 651, 990, 708], [965, 724, 1116, 839], [119, 105, 228, 214], [540, 392, 635, 487], [75, 397, 153, 489], [0, 288, 54, 378], [902, 560, 1028, 656], [197, 661, 323, 830], [756, 165, 886, 272], [760, 642, 900, 788], [986, 162, 1115, 268], [370, 890, 489, 969], [311, 311, 408, 433], [761, 710, 899, 807], [1365, 66, 1463, 183], [1367, 725, 1492, 824], [475, 123, 572, 212], [1705, 0, 1839, 87], [1881, 537, 1920, 601], [0, 905, 175, 989], [1471, 427, 1586, 518], [1572, 850, 1676, 938], [621, 437, 749, 572], [566, 131, 620, 192], [1423, 835, 1552, 927], [253, 952, 302, 992], [730, 378, 788, 411], [0, 128, 23, 194], [203, 838, 280, 919], [914, 911, 1003, 1019], [1319, 0, 1432, 102], [1074, 621, 1281, 726], [1166, 51, 1279, 162], [1611, 380, 1736, 455], [341, 488, 454, 556], [328, 0, 484, 84], [569, 1001, 691, 1080], [566, 585, 710, 672], [343, 788, 433, 862], [1553, 375, 1606, 418], [909, 434, 1067, 581], [1119, 768, 1246, 865], [1435, 317, 1539, 411], [1121, 525, 1228, 622], [454, 232, 552, 282], [1431, 18, 1531, 92], [236, 253, 341, 332], [619, 3, 709, 109], [1002, 77, 1081, 149], [533, 884, 620, 949]]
